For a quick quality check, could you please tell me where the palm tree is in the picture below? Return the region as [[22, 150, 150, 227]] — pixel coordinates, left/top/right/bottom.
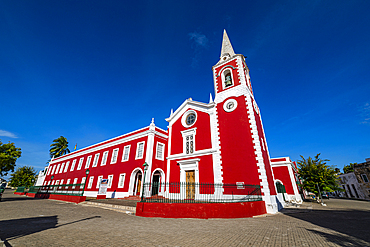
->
[[49, 136, 70, 159]]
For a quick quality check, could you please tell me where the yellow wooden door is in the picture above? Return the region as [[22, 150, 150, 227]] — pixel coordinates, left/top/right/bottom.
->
[[186, 170, 195, 199]]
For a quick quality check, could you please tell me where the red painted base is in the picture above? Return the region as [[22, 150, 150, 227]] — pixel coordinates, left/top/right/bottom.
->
[[14, 192, 25, 195], [26, 193, 86, 204], [96, 195, 106, 200], [136, 201, 266, 219]]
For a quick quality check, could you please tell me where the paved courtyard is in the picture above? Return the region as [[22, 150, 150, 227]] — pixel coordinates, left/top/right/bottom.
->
[[0, 189, 369, 247]]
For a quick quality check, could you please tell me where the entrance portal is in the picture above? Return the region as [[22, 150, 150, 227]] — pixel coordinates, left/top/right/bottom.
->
[[134, 172, 142, 196], [186, 170, 195, 199], [151, 171, 161, 196]]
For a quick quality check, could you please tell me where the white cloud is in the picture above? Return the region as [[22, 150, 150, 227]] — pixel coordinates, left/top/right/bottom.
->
[[360, 103, 370, 124], [0, 130, 18, 138], [188, 32, 208, 47]]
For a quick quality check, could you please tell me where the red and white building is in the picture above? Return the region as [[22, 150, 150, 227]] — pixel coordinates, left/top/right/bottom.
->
[[43, 30, 301, 214]]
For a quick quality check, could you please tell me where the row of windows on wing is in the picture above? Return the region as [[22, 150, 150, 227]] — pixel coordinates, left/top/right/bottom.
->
[[47, 142, 165, 176], [44, 173, 126, 190]]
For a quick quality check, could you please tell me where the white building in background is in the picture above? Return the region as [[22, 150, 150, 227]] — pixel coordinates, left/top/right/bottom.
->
[[338, 172, 364, 199]]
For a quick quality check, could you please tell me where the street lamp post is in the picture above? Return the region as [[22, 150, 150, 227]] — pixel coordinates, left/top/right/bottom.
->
[[141, 162, 149, 201], [82, 169, 90, 196], [47, 175, 54, 195]]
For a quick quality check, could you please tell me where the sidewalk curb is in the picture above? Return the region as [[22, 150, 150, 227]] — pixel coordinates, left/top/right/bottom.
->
[[79, 201, 136, 215]]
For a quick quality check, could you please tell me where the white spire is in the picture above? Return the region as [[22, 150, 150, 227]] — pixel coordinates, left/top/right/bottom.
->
[[209, 93, 213, 103], [170, 109, 173, 117], [220, 29, 235, 59]]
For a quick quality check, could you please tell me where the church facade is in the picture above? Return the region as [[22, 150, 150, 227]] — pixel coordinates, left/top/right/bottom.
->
[[43, 30, 300, 214]]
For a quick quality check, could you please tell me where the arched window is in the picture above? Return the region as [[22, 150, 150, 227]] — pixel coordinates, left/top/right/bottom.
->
[[223, 70, 233, 88]]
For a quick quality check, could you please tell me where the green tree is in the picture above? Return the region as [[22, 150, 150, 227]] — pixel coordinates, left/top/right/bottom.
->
[[0, 140, 22, 176], [8, 166, 36, 187], [297, 154, 341, 198], [49, 136, 70, 159], [343, 163, 356, 173]]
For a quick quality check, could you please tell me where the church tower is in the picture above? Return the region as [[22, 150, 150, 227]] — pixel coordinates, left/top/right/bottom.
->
[[212, 30, 278, 213]]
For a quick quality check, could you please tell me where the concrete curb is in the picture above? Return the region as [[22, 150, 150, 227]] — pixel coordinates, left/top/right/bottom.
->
[[80, 201, 136, 215]]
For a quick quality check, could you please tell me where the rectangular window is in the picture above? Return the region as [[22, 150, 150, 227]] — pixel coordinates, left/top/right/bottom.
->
[[64, 161, 70, 173], [101, 151, 109, 166], [72, 178, 77, 189], [181, 129, 196, 154], [55, 180, 60, 185], [92, 153, 100, 167], [96, 175, 103, 189], [108, 175, 113, 188], [85, 155, 92, 169], [70, 159, 77, 171], [47, 166, 51, 175], [81, 177, 86, 185], [55, 164, 60, 174], [51, 180, 55, 185], [361, 174, 369, 183], [111, 148, 119, 164], [156, 142, 165, 160], [122, 145, 130, 162], [59, 163, 65, 173], [88, 176, 94, 189], [118, 173, 126, 188], [77, 157, 84, 170], [51, 165, 56, 175], [135, 141, 145, 159], [60, 179, 64, 185], [66, 179, 71, 185]]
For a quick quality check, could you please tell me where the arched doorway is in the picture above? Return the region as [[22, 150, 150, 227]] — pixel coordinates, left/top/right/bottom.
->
[[133, 171, 143, 196], [151, 171, 161, 196]]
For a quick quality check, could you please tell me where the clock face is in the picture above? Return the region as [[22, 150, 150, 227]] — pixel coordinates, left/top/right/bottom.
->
[[223, 99, 238, 112]]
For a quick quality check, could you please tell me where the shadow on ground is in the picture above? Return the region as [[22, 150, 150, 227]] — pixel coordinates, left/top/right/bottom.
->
[[0, 215, 101, 247], [282, 207, 370, 246]]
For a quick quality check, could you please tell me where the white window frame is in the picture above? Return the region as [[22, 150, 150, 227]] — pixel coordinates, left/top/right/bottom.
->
[[111, 148, 119, 164], [51, 165, 56, 175], [55, 164, 60, 174], [122, 145, 131, 162], [101, 151, 109, 166], [108, 175, 113, 188], [135, 141, 145, 160], [96, 176, 103, 189], [85, 155, 92, 169], [118, 173, 126, 188], [88, 176, 94, 189], [361, 174, 369, 183], [181, 128, 197, 154], [64, 161, 70, 173], [92, 153, 100, 167], [81, 177, 86, 185], [77, 157, 84, 170], [221, 68, 235, 89], [66, 179, 71, 185], [59, 163, 65, 173], [70, 159, 77, 171], [156, 142, 165, 161], [72, 178, 77, 189]]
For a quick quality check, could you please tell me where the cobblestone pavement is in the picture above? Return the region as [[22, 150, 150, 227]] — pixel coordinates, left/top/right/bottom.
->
[[1, 189, 369, 247]]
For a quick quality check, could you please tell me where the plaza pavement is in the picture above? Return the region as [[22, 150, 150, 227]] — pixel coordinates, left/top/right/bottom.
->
[[0, 189, 369, 247]]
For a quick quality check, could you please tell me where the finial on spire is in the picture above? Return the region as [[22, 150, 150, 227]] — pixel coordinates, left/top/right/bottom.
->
[[209, 93, 213, 103], [170, 109, 173, 117], [220, 29, 235, 60]]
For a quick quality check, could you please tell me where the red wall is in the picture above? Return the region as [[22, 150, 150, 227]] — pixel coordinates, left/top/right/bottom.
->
[[213, 59, 240, 93], [170, 110, 212, 155], [217, 96, 260, 186], [253, 100, 276, 195], [136, 201, 266, 218], [272, 166, 294, 194]]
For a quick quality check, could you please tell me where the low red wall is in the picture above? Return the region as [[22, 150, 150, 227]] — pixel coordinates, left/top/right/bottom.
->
[[26, 193, 86, 204], [14, 192, 25, 195], [136, 201, 266, 219]]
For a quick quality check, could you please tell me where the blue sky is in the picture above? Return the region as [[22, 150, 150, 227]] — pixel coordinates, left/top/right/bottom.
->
[[1, 0, 369, 178]]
